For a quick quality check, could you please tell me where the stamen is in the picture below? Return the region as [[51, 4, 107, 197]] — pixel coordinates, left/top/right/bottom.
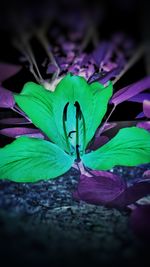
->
[[63, 103, 71, 154], [74, 101, 82, 161], [68, 131, 76, 138]]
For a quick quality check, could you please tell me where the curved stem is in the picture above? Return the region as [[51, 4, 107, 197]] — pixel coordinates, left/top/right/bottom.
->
[[75, 102, 80, 162], [113, 45, 145, 85], [77, 161, 92, 177], [63, 103, 71, 155], [96, 104, 116, 137]]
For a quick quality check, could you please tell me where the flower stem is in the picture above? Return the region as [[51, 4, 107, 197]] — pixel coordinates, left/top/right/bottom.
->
[[74, 101, 80, 162], [63, 103, 71, 154], [113, 45, 145, 85], [96, 104, 116, 136]]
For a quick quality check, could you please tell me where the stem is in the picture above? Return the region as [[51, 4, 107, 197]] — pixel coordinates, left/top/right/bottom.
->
[[11, 106, 32, 122], [96, 105, 116, 137], [13, 36, 44, 84], [113, 45, 145, 85], [77, 161, 92, 177], [36, 30, 60, 80], [24, 41, 43, 81], [75, 102, 80, 162], [63, 103, 71, 154], [81, 111, 86, 154]]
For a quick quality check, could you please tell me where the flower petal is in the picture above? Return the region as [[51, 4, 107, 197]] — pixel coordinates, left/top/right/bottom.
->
[[0, 86, 15, 108], [51, 74, 113, 149], [73, 171, 126, 205], [110, 77, 150, 106], [0, 137, 74, 182], [14, 82, 68, 151], [82, 127, 150, 170]]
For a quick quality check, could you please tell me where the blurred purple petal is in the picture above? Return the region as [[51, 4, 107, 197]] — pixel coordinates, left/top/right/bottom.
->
[[0, 63, 21, 82], [137, 121, 150, 131], [136, 112, 145, 119], [130, 205, 150, 241], [87, 135, 109, 151], [127, 93, 150, 103], [0, 117, 31, 125], [143, 170, 150, 177], [46, 64, 58, 74], [98, 67, 122, 84], [92, 42, 110, 66], [0, 86, 15, 108], [0, 127, 45, 139], [110, 77, 150, 106], [143, 100, 150, 118], [73, 171, 126, 205]]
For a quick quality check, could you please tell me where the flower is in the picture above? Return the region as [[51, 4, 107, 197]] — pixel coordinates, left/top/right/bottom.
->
[[0, 73, 150, 182]]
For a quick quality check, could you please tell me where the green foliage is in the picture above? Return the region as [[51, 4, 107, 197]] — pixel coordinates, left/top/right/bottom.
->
[[82, 127, 150, 170], [0, 74, 150, 182], [0, 137, 74, 182]]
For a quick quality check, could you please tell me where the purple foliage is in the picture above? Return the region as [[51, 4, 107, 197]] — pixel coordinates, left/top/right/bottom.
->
[[0, 127, 45, 139], [0, 86, 15, 108], [0, 117, 31, 125], [110, 77, 150, 106], [73, 172, 150, 209]]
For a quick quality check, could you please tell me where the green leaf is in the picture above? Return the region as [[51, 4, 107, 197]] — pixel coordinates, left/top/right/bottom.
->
[[14, 82, 68, 152], [82, 127, 150, 170], [0, 137, 74, 182], [50, 74, 113, 151], [14, 74, 113, 155]]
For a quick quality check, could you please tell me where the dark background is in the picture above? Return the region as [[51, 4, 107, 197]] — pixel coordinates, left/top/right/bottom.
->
[[0, 0, 150, 121]]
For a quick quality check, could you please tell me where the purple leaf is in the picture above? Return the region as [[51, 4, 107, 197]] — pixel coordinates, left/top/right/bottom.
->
[[0, 127, 45, 139], [92, 42, 110, 66], [137, 121, 150, 131], [0, 117, 31, 125], [73, 171, 126, 205], [110, 77, 150, 106], [110, 179, 150, 208], [136, 112, 145, 119], [73, 171, 150, 210], [143, 100, 150, 118], [143, 170, 150, 177], [0, 63, 21, 83], [99, 67, 123, 84], [0, 86, 15, 108], [87, 135, 109, 151], [130, 205, 150, 241], [127, 93, 150, 103]]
